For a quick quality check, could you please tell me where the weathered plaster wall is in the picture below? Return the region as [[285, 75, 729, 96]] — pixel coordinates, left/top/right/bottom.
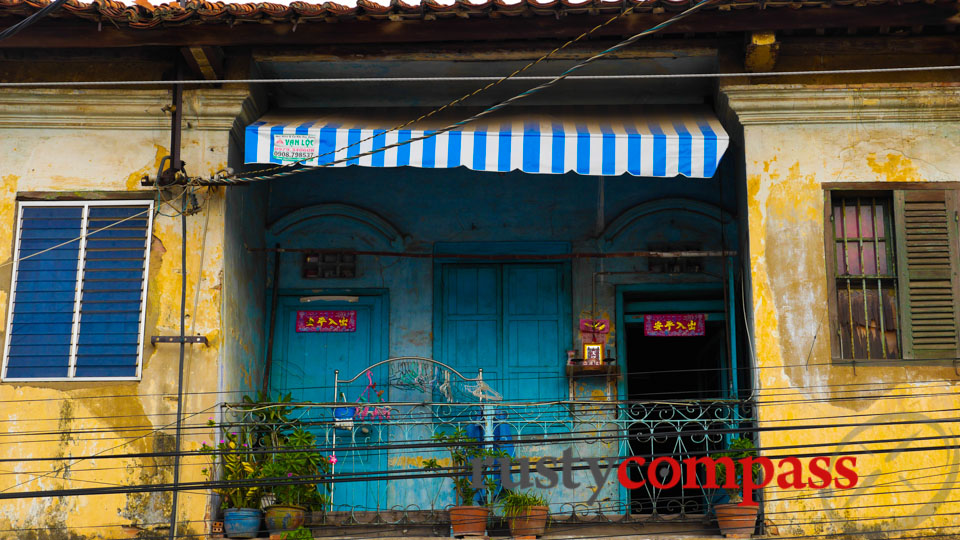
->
[[0, 87, 251, 539], [222, 180, 268, 399], [723, 84, 960, 537], [260, 166, 738, 514]]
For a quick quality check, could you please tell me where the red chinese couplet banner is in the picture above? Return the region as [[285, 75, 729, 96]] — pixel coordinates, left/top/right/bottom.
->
[[643, 313, 705, 337], [296, 310, 357, 332]]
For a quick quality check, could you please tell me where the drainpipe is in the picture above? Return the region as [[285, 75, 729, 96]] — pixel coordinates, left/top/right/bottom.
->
[[262, 246, 282, 395]]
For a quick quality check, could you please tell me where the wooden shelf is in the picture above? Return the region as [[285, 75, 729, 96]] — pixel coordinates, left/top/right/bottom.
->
[[566, 359, 618, 376]]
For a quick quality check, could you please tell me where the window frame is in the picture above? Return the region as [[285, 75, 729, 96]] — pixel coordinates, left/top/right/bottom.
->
[[1, 199, 155, 382], [823, 182, 960, 365]]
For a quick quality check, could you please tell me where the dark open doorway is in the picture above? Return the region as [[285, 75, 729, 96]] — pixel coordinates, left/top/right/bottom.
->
[[620, 285, 736, 517], [626, 320, 725, 401]]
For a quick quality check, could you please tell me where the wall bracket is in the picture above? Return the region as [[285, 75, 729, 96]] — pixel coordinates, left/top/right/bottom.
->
[[151, 335, 208, 345]]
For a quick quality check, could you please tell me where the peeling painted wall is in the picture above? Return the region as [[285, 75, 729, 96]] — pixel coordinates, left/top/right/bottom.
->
[[0, 87, 252, 539], [222, 182, 268, 399], [724, 84, 960, 537]]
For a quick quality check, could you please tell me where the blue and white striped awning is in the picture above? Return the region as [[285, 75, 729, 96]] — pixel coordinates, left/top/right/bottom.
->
[[244, 107, 729, 179]]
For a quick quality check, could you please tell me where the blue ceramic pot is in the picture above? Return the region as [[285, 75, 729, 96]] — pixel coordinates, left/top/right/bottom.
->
[[223, 508, 262, 538]]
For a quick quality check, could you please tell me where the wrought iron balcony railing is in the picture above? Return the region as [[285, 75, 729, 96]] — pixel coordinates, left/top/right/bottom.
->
[[220, 397, 754, 524]]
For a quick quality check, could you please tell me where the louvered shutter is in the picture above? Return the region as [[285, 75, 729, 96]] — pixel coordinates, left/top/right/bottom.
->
[[75, 205, 152, 378], [3, 202, 152, 380], [893, 189, 960, 360], [4, 206, 83, 379]]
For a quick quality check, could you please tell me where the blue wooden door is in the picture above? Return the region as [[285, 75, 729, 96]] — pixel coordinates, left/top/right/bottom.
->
[[439, 264, 567, 402], [503, 265, 565, 401], [271, 294, 388, 511]]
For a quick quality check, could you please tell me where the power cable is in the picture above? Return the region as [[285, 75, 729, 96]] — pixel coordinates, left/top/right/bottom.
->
[[0, 404, 218, 494], [3, 432, 960, 499], [152, 0, 719, 189], [5, 403, 960, 449], [0, 186, 191, 272], [1, 65, 958, 88], [0, 0, 66, 43], [3, 420, 958, 470], [0, 367, 953, 405]]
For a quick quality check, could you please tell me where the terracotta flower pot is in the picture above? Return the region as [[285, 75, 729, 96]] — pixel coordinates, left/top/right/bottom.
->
[[715, 503, 758, 538], [264, 504, 306, 533], [508, 505, 549, 537], [449, 505, 490, 537]]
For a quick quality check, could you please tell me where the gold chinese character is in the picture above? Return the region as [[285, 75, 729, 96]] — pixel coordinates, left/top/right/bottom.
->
[[665, 321, 675, 330], [339, 318, 349, 326], [676, 321, 686, 331], [653, 321, 664, 331], [688, 321, 697, 331]]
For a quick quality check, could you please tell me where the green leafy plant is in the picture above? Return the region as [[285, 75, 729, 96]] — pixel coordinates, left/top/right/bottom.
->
[[203, 393, 332, 511], [281, 525, 313, 540], [499, 490, 548, 517], [243, 393, 332, 510], [422, 427, 508, 507], [709, 437, 763, 504], [260, 427, 331, 508], [200, 427, 261, 509]]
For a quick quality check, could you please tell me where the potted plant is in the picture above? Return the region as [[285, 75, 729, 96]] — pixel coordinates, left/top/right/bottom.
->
[[200, 429, 262, 539], [500, 490, 549, 537], [423, 428, 506, 537], [240, 393, 330, 534], [281, 526, 313, 540], [710, 437, 763, 538], [261, 427, 331, 534]]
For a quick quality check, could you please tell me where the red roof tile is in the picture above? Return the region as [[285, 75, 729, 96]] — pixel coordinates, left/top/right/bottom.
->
[[0, 0, 955, 29]]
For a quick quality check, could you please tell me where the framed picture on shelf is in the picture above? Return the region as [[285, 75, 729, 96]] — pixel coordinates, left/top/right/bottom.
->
[[582, 342, 604, 367]]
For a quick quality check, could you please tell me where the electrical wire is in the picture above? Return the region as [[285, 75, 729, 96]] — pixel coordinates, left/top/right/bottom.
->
[[0, 404, 219, 494], [0, 186, 192, 272], [2, 372, 959, 418], [198, 0, 718, 187], [1, 65, 958, 88], [3, 415, 959, 468], [4, 403, 959, 449], [0, 0, 66, 43], [0, 364, 954, 405], [4, 442, 960, 537], [3, 431, 960, 500]]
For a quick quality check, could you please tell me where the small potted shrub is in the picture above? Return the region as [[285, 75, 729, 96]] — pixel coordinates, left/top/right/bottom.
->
[[260, 428, 330, 534], [200, 430, 262, 539], [281, 526, 313, 540], [500, 490, 549, 537], [710, 437, 763, 538], [423, 428, 506, 537]]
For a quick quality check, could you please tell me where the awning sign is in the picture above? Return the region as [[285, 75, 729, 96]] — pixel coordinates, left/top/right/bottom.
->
[[245, 106, 729, 178], [273, 134, 318, 162], [296, 310, 356, 332], [643, 314, 705, 337]]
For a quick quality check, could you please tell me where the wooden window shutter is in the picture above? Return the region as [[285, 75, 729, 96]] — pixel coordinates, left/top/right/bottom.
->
[[893, 189, 960, 360]]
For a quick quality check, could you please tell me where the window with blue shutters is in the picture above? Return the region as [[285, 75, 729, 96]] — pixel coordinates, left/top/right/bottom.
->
[[2, 201, 154, 381]]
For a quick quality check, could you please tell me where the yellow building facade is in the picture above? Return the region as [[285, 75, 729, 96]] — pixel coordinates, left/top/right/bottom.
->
[[0, 85, 258, 539], [722, 83, 960, 537]]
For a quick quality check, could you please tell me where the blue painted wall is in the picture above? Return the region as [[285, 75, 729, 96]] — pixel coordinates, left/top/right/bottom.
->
[[223, 182, 269, 397], [251, 164, 738, 514]]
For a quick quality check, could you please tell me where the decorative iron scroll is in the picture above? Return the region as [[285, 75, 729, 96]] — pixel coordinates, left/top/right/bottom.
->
[[221, 397, 755, 523]]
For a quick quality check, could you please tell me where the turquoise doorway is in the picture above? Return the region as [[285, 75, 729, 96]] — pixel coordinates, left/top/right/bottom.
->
[[269, 293, 389, 511]]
